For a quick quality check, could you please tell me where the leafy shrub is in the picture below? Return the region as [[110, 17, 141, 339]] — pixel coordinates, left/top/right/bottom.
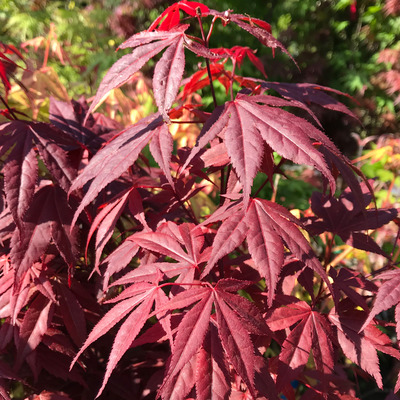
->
[[0, 1, 399, 399]]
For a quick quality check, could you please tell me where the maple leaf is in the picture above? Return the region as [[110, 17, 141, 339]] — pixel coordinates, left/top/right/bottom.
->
[[304, 181, 397, 256], [157, 279, 270, 399], [260, 82, 359, 121], [10, 184, 77, 284], [0, 43, 24, 95], [153, 33, 185, 122], [70, 113, 177, 227], [210, 11, 294, 62], [0, 121, 78, 230], [266, 301, 335, 390], [15, 293, 55, 370], [71, 281, 161, 398], [49, 97, 109, 154], [54, 281, 87, 347], [202, 198, 333, 305], [195, 323, 231, 400], [210, 45, 268, 78], [87, 25, 189, 117], [182, 62, 231, 99], [329, 267, 377, 311], [86, 188, 135, 271], [184, 92, 338, 204], [148, 1, 209, 32], [126, 222, 210, 286], [360, 268, 400, 334], [329, 305, 400, 390]]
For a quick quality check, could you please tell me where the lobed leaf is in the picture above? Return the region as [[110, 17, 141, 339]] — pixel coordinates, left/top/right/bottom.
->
[[70, 114, 163, 227]]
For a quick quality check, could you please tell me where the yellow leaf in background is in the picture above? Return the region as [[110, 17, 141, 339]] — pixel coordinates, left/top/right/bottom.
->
[[190, 190, 217, 221], [6, 66, 69, 120]]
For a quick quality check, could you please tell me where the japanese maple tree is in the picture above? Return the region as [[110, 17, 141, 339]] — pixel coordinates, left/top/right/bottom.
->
[[0, 1, 399, 399]]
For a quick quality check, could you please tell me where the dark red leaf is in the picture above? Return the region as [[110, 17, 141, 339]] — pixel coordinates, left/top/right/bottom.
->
[[97, 290, 156, 397], [160, 291, 213, 397], [277, 316, 313, 389], [10, 185, 77, 284], [214, 293, 257, 398], [87, 188, 133, 269], [70, 114, 163, 227], [15, 294, 55, 370], [88, 28, 188, 116], [153, 34, 185, 122], [184, 94, 337, 202], [195, 323, 231, 400], [55, 283, 87, 347], [360, 269, 400, 332], [261, 82, 359, 120], [71, 283, 156, 370]]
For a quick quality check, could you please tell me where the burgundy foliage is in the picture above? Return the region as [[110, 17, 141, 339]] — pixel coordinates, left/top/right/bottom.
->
[[0, 1, 399, 399]]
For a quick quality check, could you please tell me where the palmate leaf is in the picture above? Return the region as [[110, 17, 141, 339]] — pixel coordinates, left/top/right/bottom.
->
[[260, 82, 359, 120], [86, 188, 134, 271], [195, 324, 231, 400], [147, 1, 209, 32], [203, 198, 332, 305], [184, 93, 337, 204], [1, 131, 37, 231], [155, 279, 268, 399], [15, 294, 55, 370], [360, 269, 400, 333], [49, 97, 107, 153], [214, 291, 257, 398], [70, 282, 159, 397], [160, 293, 214, 399], [329, 306, 400, 390], [0, 121, 77, 230], [305, 181, 397, 256], [267, 302, 335, 390], [10, 185, 77, 284], [153, 34, 185, 122], [87, 25, 189, 116], [70, 114, 170, 227]]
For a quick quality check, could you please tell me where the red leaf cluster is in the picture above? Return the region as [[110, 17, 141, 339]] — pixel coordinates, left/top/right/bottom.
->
[[0, 3, 399, 400]]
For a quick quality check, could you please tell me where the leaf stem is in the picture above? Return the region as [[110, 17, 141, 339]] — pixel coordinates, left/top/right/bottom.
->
[[0, 95, 18, 120], [197, 15, 218, 108]]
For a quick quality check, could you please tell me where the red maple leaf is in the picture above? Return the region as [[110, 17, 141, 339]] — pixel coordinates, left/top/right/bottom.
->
[[148, 1, 209, 32]]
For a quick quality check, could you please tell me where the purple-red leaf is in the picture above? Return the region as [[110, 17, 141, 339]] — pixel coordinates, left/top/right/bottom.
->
[[202, 208, 249, 278], [329, 308, 390, 389], [246, 200, 284, 306], [10, 185, 77, 284], [88, 27, 188, 115], [153, 34, 185, 121], [360, 269, 400, 332], [277, 315, 313, 389], [55, 283, 87, 347], [261, 82, 359, 120], [160, 290, 213, 398], [97, 290, 156, 397], [15, 295, 55, 370], [87, 188, 133, 270], [71, 283, 155, 368], [185, 94, 337, 202], [70, 114, 163, 227], [149, 122, 174, 187], [214, 293, 257, 397], [195, 323, 231, 400]]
